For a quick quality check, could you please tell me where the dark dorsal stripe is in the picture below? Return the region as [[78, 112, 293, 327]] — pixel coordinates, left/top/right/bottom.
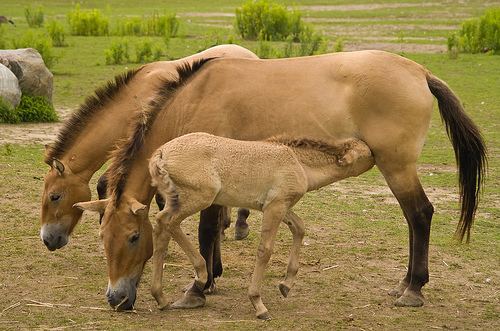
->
[[107, 58, 214, 205], [44, 67, 142, 164]]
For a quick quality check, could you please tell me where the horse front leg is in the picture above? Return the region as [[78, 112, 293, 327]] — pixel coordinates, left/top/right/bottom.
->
[[382, 165, 434, 307], [151, 210, 173, 310]]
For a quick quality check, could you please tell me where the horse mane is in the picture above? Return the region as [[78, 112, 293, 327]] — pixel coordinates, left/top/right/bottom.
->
[[44, 67, 142, 164], [266, 136, 354, 159], [107, 58, 214, 205]]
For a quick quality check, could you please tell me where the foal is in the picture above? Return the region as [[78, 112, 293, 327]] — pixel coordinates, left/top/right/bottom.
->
[[149, 132, 374, 320]]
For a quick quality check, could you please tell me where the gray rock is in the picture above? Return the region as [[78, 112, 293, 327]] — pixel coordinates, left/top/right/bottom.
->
[[0, 48, 53, 102], [0, 63, 21, 108]]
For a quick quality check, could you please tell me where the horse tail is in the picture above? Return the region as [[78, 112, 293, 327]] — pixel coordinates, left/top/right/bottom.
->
[[149, 149, 180, 213], [426, 73, 487, 242]]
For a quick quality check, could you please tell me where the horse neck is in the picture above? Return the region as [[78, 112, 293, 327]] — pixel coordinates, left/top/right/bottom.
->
[[289, 147, 343, 191]]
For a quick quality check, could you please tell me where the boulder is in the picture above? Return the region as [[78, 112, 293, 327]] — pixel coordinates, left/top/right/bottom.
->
[[0, 48, 53, 102], [0, 63, 21, 108]]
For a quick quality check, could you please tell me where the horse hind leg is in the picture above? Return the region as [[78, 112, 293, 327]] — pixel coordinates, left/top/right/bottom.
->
[[381, 164, 434, 307], [279, 210, 305, 298]]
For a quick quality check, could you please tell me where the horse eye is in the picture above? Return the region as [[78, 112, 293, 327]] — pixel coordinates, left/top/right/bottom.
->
[[49, 193, 61, 202], [129, 233, 140, 244]]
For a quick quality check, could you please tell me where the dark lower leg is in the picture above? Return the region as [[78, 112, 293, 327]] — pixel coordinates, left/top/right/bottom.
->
[[235, 208, 250, 240], [199, 205, 223, 290], [155, 193, 165, 211]]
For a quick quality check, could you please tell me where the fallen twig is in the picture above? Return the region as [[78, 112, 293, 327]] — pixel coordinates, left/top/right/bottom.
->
[[322, 265, 339, 271], [0, 302, 21, 316], [353, 304, 371, 309], [79, 306, 109, 311]]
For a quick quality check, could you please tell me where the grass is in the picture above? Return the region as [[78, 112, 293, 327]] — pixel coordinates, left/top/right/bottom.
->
[[0, 0, 499, 329]]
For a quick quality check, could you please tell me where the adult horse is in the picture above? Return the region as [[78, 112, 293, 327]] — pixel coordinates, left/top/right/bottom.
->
[[76, 51, 486, 311], [40, 45, 257, 253]]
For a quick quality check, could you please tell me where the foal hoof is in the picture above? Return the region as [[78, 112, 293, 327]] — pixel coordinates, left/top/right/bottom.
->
[[257, 311, 272, 321], [235, 224, 250, 240], [278, 283, 290, 298], [394, 290, 424, 307], [182, 281, 217, 295]]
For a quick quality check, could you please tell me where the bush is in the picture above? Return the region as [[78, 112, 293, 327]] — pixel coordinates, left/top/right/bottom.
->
[[135, 40, 162, 63], [235, 0, 319, 43], [46, 20, 67, 47], [114, 12, 179, 37], [0, 97, 20, 124], [12, 30, 57, 68], [105, 40, 130, 65], [67, 4, 109, 36], [16, 95, 58, 122], [25, 6, 44, 28], [453, 8, 500, 54]]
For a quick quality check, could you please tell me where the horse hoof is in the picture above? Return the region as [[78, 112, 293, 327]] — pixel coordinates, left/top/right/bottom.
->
[[257, 311, 272, 321], [394, 290, 424, 307], [278, 283, 290, 298], [235, 224, 249, 240], [388, 282, 408, 298], [170, 294, 206, 309]]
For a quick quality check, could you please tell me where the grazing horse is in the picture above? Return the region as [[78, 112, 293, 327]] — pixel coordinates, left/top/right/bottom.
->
[[146, 132, 374, 319], [75, 51, 486, 311], [0, 16, 15, 25]]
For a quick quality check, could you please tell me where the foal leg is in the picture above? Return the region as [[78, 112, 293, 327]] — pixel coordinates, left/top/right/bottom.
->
[[381, 165, 434, 307], [235, 208, 251, 240], [279, 210, 305, 298], [151, 210, 173, 310], [248, 203, 287, 320], [199, 205, 223, 292]]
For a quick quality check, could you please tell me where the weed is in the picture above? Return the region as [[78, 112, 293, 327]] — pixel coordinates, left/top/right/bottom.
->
[[24, 5, 44, 28], [11, 30, 57, 68], [447, 33, 459, 59], [334, 38, 344, 52], [135, 40, 162, 63], [16, 95, 58, 122], [2, 144, 13, 156], [104, 40, 130, 65], [0, 97, 20, 124], [114, 12, 179, 37], [67, 4, 109, 36], [456, 8, 500, 54], [46, 20, 67, 47]]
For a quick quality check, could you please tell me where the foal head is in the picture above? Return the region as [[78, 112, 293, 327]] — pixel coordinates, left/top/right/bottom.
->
[[41, 158, 91, 250], [75, 196, 153, 310]]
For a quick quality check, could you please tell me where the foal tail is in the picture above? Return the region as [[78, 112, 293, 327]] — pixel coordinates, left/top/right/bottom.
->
[[149, 149, 180, 213], [426, 73, 487, 243]]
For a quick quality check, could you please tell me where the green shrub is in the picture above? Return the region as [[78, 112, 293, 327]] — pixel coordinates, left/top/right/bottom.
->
[[16, 95, 58, 122], [12, 30, 57, 68], [0, 26, 7, 49], [334, 38, 344, 52], [235, 0, 319, 43], [105, 40, 130, 65], [454, 8, 500, 54], [0, 97, 20, 124], [114, 12, 179, 37], [135, 40, 162, 63], [46, 20, 67, 47], [67, 4, 109, 36], [25, 6, 44, 28]]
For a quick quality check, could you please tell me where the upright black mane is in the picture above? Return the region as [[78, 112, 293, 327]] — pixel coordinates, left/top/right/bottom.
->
[[44, 67, 141, 164], [107, 58, 214, 205]]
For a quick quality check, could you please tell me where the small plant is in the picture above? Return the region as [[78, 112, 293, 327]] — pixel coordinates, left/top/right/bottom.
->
[[135, 40, 162, 63], [67, 4, 109, 36], [46, 20, 67, 47], [455, 8, 500, 54], [12, 30, 57, 68], [105, 40, 130, 65], [114, 12, 179, 37], [447, 33, 459, 59], [0, 97, 20, 124], [256, 40, 279, 59], [25, 6, 44, 28], [334, 38, 344, 52], [16, 95, 58, 122]]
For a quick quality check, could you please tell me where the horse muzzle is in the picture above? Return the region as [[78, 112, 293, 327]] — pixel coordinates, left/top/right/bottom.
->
[[106, 278, 138, 311], [40, 223, 69, 250]]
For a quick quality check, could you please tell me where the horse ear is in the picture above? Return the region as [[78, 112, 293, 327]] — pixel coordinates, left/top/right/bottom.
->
[[52, 159, 65, 175], [74, 199, 109, 213], [130, 199, 147, 216]]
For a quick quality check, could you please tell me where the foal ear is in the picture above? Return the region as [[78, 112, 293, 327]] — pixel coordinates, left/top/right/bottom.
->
[[73, 199, 110, 213], [130, 199, 147, 216], [52, 159, 65, 175]]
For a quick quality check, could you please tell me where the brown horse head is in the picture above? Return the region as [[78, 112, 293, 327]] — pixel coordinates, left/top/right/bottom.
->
[[75, 196, 153, 310], [41, 156, 91, 250]]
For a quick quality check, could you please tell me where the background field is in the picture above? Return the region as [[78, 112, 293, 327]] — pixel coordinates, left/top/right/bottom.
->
[[0, 1, 499, 330]]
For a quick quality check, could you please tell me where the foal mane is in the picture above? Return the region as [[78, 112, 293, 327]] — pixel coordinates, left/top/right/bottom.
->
[[107, 58, 214, 205], [44, 67, 142, 164], [267, 136, 354, 159]]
